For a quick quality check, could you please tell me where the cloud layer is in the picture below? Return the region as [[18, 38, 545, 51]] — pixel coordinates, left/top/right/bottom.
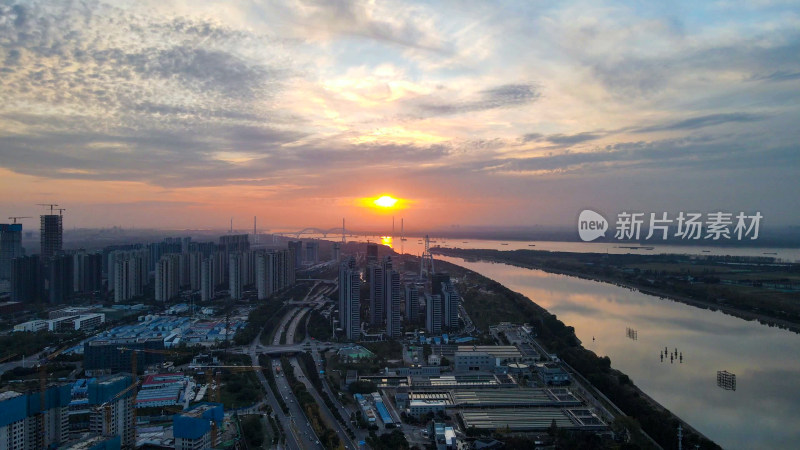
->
[[0, 0, 798, 228]]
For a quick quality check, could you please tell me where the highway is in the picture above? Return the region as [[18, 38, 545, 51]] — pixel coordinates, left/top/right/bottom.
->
[[272, 306, 324, 449], [247, 327, 304, 450], [247, 305, 321, 450], [283, 302, 362, 450]]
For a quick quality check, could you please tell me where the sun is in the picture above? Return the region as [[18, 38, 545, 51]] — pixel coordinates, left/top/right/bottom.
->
[[374, 195, 398, 208]]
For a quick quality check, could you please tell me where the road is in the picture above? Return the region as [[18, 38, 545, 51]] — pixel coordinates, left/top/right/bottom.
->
[[286, 309, 360, 450], [248, 305, 323, 450], [272, 306, 323, 449], [248, 328, 303, 450], [306, 336, 367, 449]]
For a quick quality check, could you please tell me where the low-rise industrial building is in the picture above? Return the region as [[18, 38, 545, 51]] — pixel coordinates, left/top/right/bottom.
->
[[431, 421, 456, 450], [409, 399, 448, 418], [537, 363, 570, 385], [454, 351, 496, 373], [460, 407, 605, 432], [136, 373, 188, 408], [13, 319, 47, 332]]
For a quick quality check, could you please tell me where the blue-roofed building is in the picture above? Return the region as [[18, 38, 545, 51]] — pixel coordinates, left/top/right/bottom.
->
[[375, 400, 394, 427], [87, 374, 135, 448], [173, 402, 224, 450], [0, 383, 72, 449]]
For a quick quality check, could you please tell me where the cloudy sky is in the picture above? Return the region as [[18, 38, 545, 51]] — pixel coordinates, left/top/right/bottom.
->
[[1, 0, 798, 231]]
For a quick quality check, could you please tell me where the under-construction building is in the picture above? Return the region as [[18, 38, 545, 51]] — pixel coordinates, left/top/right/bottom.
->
[[40, 214, 63, 259], [0, 384, 72, 449], [88, 374, 135, 448], [173, 402, 224, 450]]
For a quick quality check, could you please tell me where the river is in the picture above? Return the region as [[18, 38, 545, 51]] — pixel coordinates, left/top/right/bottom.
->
[[315, 234, 800, 262], [304, 233, 800, 447], [435, 255, 800, 450]]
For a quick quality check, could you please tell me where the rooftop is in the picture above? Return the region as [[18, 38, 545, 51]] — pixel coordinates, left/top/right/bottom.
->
[[457, 345, 523, 359], [461, 407, 606, 431], [0, 391, 22, 402], [451, 388, 581, 407]]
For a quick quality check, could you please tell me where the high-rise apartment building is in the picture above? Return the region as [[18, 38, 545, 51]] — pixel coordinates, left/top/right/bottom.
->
[[0, 384, 72, 449], [47, 254, 73, 304], [11, 255, 42, 302], [0, 223, 23, 282], [87, 374, 135, 447], [338, 256, 360, 340], [40, 214, 62, 259], [255, 249, 295, 300], [111, 250, 148, 302], [305, 241, 319, 265], [383, 257, 401, 339], [200, 256, 216, 302], [155, 254, 180, 302], [287, 241, 303, 269], [404, 283, 419, 323], [188, 251, 202, 291], [229, 252, 243, 300], [369, 263, 384, 326], [441, 280, 461, 330], [425, 293, 442, 334]]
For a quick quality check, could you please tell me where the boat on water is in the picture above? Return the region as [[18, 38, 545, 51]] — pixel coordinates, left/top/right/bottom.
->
[[763, 252, 777, 255], [500, 243, 509, 246], [528, 244, 536, 247], [702, 250, 711, 253]]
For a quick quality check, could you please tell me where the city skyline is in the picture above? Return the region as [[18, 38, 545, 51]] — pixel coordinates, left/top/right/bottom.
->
[[1, 1, 799, 229]]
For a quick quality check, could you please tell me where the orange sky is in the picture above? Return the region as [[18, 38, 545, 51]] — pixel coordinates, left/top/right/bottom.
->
[[1, 1, 798, 230]]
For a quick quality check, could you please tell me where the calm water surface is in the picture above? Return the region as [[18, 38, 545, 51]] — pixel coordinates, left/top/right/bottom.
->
[[437, 256, 800, 450]]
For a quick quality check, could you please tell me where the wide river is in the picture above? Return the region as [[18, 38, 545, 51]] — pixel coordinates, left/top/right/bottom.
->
[[318, 235, 799, 449], [433, 255, 800, 450]]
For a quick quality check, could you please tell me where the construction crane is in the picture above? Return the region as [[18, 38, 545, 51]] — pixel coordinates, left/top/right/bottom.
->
[[7, 216, 31, 224], [116, 347, 192, 446], [92, 379, 141, 438], [36, 203, 59, 214], [183, 365, 264, 447], [36, 344, 71, 448], [55, 208, 66, 216]]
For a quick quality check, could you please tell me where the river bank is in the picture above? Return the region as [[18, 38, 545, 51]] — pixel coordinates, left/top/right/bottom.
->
[[432, 247, 800, 334], [428, 257, 720, 450]]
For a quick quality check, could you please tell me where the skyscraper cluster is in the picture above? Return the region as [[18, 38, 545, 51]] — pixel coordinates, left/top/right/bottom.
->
[[335, 242, 461, 341], [368, 256, 403, 338], [2, 219, 299, 305]]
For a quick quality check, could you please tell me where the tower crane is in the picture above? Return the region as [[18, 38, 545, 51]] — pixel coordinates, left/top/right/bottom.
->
[[36, 203, 59, 214], [36, 344, 71, 448], [116, 346, 192, 445], [7, 216, 31, 224]]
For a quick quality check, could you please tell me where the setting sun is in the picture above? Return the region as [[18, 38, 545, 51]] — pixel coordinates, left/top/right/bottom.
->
[[374, 195, 398, 208]]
